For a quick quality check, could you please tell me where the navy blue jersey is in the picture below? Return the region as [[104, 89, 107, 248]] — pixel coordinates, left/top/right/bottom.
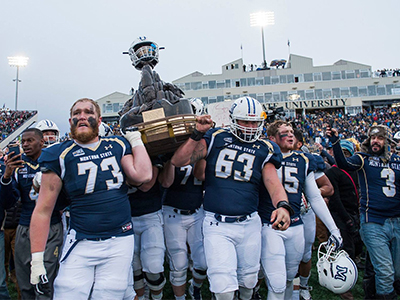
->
[[163, 164, 203, 210], [0, 154, 61, 226], [203, 128, 282, 216], [129, 180, 163, 217], [39, 137, 133, 240], [333, 144, 400, 224], [312, 153, 326, 173], [259, 151, 316, 225]]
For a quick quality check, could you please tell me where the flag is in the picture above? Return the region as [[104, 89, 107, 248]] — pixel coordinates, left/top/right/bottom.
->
[[287, 39, 290, 47]]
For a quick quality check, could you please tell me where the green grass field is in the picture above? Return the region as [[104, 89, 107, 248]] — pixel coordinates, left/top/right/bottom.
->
[[5, 249, 365, 300]]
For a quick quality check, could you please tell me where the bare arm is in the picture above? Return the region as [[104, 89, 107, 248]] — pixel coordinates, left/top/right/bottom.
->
[[122, 145, 152, 186], [158, 160, 175, 188], [262, 163, 290, 230], [315, 173, 334, 197], [30, 171, 62, 253], [138, 166, 159, 192], [171, 115, 213, 167], [193, 159, 206, 181]]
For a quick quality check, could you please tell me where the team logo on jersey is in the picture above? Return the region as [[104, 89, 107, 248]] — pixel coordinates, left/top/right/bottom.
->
[[105, 144, 113, 150], [122, 222, 133, 232], [224, 137, 232, 143], [72, 149, 85, 157], [253, 144, 260, 149], [292, 157, 299, 162], [17, 167, 28, 174]]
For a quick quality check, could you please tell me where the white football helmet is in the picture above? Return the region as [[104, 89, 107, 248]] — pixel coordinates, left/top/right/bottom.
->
[[35, 119, 60, 146], [317, 242, 358, 294], [128, 36, 159, 70], [99, 122, 112, 137], [229, 97, 264, 143], [190, 98, 204, 116], [393, 131, 400, 142]]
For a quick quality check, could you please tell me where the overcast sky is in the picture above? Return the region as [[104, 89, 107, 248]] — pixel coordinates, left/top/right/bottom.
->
[[1, 0, 399, 134]]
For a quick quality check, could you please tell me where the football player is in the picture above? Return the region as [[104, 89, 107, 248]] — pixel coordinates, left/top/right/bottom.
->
[[171, 97, 292, 300], [327, 125, 400, 299], [29, 98, 152, 299], [259, 120, 341, 300], [126, 161, 166, 300], [159, 159, 207, 300], [35, 119, 60, 147]]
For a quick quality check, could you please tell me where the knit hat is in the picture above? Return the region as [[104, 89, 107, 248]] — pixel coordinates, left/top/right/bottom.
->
[[340, 140, 355, 156]]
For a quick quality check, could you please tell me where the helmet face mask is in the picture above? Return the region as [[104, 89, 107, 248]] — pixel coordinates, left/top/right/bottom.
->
[[35, 120, 60, 146], [190, 98, 204, 116], [317, 242, 358, 294], [229, 97, 264, 143], [128, 36, 159, 70]]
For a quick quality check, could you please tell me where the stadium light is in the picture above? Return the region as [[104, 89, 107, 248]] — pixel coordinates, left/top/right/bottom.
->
[[250, 11, 275, 69], [8, 56, 29, 110]]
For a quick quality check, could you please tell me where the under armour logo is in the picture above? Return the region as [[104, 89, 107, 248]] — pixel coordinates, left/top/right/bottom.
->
[[253, 144, 260, 149], [169, 215, 175, 218], [334, 265, 348, 281], [105, 145, 113, 150], [293, 157, 299, 162], [210, 221, 219, 226]]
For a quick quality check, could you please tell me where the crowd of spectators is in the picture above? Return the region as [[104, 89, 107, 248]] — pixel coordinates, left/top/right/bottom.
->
[[374, 68, 400, 77], [286, 106, 400, 148], [0, 109, 37, 141]]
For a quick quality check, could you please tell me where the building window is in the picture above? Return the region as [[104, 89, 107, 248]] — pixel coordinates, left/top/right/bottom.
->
[[202, 82, 209, 89], [233, 94, 240, 100], [247, 78, 255, 86], [360, 69, 370, 78], [113, 103, 120, 112], [313, 73, 322, 81], [256, 94, 264, 103], [104, 104, 113, 113], [255, 77, 263, 86], [346, 70, 355, 79], [209, 97, 217, 104], [359, 86, 367, 96], [235, 64, 239, 69], [209, 81, 216, 89], [273, 92, 280, 102], [287, 75, 294, 83], [377, 85, 386, 96], [235, 80, 240, 87], [305, 90, 314, 100], [225, 79, 231, 88], [368, 85, 376, 96], [280, 75, 287, 84], [264, 76, 271, 85], [249, 93, 257, 99], [322, 72, 332, 81], [332, 88, 340, 98], [304, 73, 313, 82], [191, 82, 202, 90], [386, 84, 394, 95], [271, 76, 279, 85], [323, 89, 332, 99], [217, 80, 225, 88], [315, 89, 323, 99], [295, 74, 303, 83], [201, 97, 208, 105], [185, 83, 191, 90], [240, 78, 247, 87], [217, 96, 224, 102], [297, 90, 305, 100], [332, 71, 341, 80], [350, 87, 358, 97], [280, 91, 288, 102], [340, 87, 349, 97], [264, 92, 272, 102]]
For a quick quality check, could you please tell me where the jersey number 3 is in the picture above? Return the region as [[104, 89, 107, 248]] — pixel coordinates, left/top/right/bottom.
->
[[215, 148, 255, 181]]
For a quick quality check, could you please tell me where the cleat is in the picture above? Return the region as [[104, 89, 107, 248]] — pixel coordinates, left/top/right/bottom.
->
[[299, 285, 313, 300], [188, 279, 202, 300]]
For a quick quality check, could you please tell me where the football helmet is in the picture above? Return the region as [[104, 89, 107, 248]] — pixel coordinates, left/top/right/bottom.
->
[[190, 98, 204, 116], [128, 36, 159, 70], [99, 122, 112, 137], [394, 131, 400, 143], [317, 242, 358, 294], [35, 119, 60, 146], [229, 97, 264, 143]]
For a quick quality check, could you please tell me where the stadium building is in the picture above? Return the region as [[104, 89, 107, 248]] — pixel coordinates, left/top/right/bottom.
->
[[97, 54, 400, 125]]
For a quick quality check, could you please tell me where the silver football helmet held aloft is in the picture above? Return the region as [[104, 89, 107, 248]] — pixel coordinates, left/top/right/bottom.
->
[[128, 36, 159, 70], [229, 97, 264, 143], [98, 122, 112, 137], [317, 242, 358, 294], [190, 98, 204, 116], [35, 119, 60, 146]]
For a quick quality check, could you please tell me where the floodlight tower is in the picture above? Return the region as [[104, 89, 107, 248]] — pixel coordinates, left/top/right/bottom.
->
[[8, 56, 29, 110], [250, 11, 275, 69]]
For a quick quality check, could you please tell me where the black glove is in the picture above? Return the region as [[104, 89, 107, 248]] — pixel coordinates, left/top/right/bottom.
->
[[34, 274, 50, 296]]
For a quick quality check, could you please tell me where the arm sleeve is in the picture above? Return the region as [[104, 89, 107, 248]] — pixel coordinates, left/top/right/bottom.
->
[[332, 141, 362, 171], [320, 150, 335, 166], [304, 172, 338, 234]]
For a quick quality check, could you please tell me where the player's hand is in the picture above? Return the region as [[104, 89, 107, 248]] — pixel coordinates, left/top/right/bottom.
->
[[31, 252, 50, 295], [270, 207, 290, 231], [122, 131, 144, 148], [326, 127, 339, 144], [327, 229, 343, 251], [3, 153, 24, 179], [195, 115, 213, 133]]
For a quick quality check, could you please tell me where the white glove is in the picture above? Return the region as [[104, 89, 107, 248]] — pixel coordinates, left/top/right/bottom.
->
[[123, 131, 144, 148], [33, 171, 42, 192], [30, 252, 46, 285]]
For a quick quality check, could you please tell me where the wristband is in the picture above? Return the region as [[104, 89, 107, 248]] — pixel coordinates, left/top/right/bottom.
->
[[277, 200, 295, 217], [190, 128, 205, 141]]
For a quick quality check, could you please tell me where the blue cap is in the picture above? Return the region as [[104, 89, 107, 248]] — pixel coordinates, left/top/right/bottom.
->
[[340, 140, 354, 156]]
